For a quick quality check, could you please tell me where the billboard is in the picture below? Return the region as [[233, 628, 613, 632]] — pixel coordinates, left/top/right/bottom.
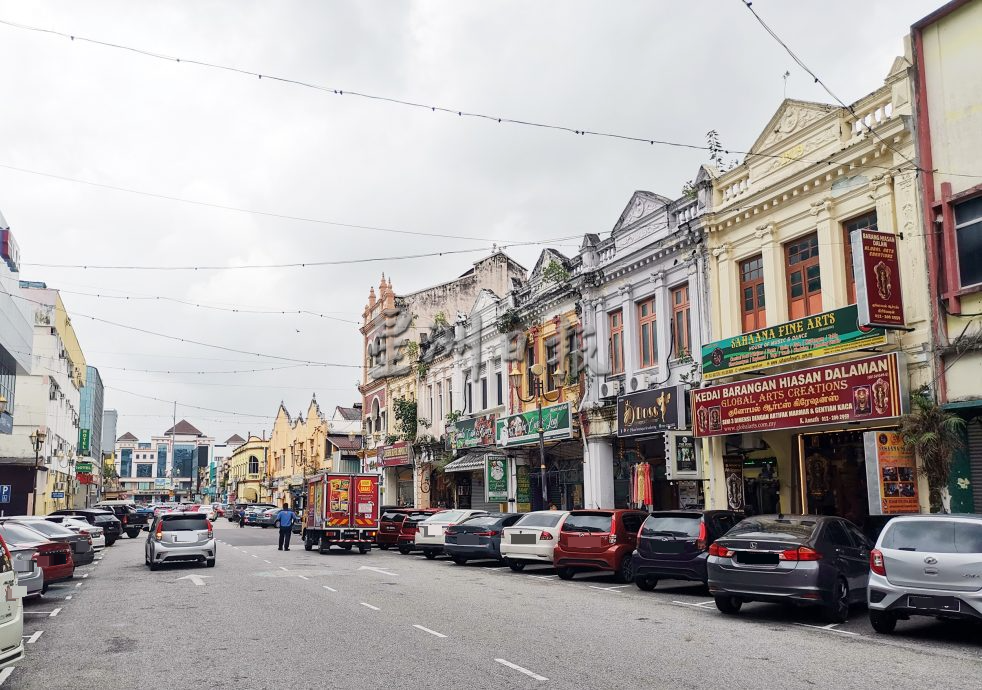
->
[[852, 229, 906, 329], [495, 403, 573, 447], [449, 414, 496, 450], [864, 431, 920, 514]]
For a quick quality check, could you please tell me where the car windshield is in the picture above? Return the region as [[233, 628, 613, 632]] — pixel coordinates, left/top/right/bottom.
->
[[562, 513, 613, 533], [423, 510, 468, 524], [640, 514, 702, 538], [515, 512, 563, 529], [728, 517, 817, 541], [14, 521, 73, 538], [159, 516, 208, 532], [459, 516, 503, 528], [381, 512, 407, 523], [881, 520, 982, 554], [0, 523, 47, 544]]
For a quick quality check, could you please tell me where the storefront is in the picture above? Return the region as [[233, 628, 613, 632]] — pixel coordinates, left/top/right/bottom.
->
[[376, 441, 414, 507], [442, 451, 509, 513]]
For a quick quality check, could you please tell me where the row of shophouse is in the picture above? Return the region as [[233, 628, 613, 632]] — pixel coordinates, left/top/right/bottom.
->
[[357, 4, 982, 534]]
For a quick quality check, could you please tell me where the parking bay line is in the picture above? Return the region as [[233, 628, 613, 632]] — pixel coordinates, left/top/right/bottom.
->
[[24, 631, 43, 644], [323, 586, 337, 592], [794, 623, 859, 636], [0, 667, 13, 685], [360, 602, 380, 611], [413, 624, 447, 638], [494, 658, 548, 682], [671, 600, 717, 610]]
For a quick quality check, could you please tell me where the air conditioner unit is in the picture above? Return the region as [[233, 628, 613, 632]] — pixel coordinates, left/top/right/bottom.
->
[[599, 380, 622, 398], [629, 374, 650, 392]]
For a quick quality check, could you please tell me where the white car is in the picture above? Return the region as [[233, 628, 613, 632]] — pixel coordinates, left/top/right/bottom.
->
[[0, 536, 25, 670], [500, 510, 570, 571], [414, 509, 488, 559], [63, 517, 107, 550]]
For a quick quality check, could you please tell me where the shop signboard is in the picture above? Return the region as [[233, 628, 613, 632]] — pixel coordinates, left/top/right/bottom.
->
[[864, 431, 920, 515], [692, 353, 908, 438], [78, 428, 90, 455], [76, 473, 94, 485], [665, 432, 703, 480], [485, 455, 508, 503], [376, 441, 411, 467], [515, 465, 531, 512], [450, 414, 497, 450], [495, 403, 573, 447], [617, 385, 686, 437], [700, 305, 887, 381], [852, 229, 906, 329], [75, 461, 93, 474]]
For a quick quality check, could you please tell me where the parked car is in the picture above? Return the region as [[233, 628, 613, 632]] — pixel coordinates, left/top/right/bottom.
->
[[395, 510, 442, 554], [94, 501, 148, 538], [2, 518, 95, 567], [253, 506, 281, 528], [49, 509, 122, 546], [500, 510, 571, 571], [633, 510, 743, 591], [44, 515, 106, 550], [134, 504, 156, 524], [414, 509, 488, 559], [204, 504, 225, 520], [708, 514, 871, 623], [0, 533, 25, 671], [867, 514, 982, 633], [378, 509, 412, 550], [244, 504, 277, 527], [552, 509, 648, 581], [146, 512, 216, 570], [0, 522, 74, 586], [444, 513, 526, 564], [227, 503, 251, 523], [8, 544, 43, 600]]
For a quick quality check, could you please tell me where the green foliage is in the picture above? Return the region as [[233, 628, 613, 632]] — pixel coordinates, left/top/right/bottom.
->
[[402, 339, 429, 378], [541, 260, 571, 285], [393, 397, 419, 441], [496, 308, 524, 334], [433, 312, 449, 328], [899, 389, 966, 513], [445, 410, 462, 426]]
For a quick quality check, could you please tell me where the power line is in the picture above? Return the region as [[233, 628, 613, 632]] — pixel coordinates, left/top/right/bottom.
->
[[105, 385, 273, 418], [99, 363, 316, 375]]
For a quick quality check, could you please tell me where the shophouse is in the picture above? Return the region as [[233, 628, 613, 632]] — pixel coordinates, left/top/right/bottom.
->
[[114, 420, 215, 503], [227, 434, 270, 504], [910, 0, 982, 512], [700, 59, 933, 528], [209, 434, 244, 504], [577, 183, 713, 512]]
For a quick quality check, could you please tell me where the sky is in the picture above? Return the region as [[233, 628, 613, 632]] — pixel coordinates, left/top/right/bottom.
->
[[0, 0, 942, 443]]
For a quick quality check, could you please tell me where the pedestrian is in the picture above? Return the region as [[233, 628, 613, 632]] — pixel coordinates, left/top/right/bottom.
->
[[275, 503, 298, 551], [238, 506, 246, 528]]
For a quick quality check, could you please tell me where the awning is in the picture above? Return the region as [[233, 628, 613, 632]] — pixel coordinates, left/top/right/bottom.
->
[[443, 453, 497, 474]]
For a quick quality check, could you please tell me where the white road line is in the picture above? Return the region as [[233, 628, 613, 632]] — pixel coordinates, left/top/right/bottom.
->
[[25, 631, 43, 644], [264, 560, 272, 564], [413, 624, 447, 638], [298, 575, 309, 581], [671, 600, 716, 610], [0, 666, 13, 685], [359, 602, 380, 611], [279, 566, 289, 571], [49, 608, 62, 617], [251, 554, 258, 558], [65, 595, 72, 601], [25, 611, 56, 615], [494, 658, 548, 682], [323, 586, 337, 592], [588, 585, 624, 593], [75, 583, 82, 588], [793, 623, 859, 636], [528, 575, 557, 580], [82, 573, 89, 579]]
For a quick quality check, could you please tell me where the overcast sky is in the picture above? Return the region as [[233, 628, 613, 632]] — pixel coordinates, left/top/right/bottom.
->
[[0, 0, 940, 443]]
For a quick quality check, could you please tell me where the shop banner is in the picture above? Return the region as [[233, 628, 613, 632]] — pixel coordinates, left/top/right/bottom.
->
[[852, 229, 906, 329], [864, 431, 920, 515], [617, 385, 686, 437], [693, 353, 908, 438], [376, 441, 411, 467], [515, 465, 531, 512], [701, 305, 887, 381], [723, 456, 745, 511], [496, 403, 573, 447], [450, 414, 497, 450], [666, 432, 702, 480], [76, 473, 94, 485], [486, 456, 508, 503]]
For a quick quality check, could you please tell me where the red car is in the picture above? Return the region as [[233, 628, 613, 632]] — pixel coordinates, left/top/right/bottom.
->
[[395, 509, 442, 555], [553, 509, 648, 582], [0, 522, 75, 586]]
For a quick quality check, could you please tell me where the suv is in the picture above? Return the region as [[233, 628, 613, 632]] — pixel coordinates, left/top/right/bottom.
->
[[49, 509, 122, 546], [553, 509, 648, 581], [396, 510, 442, 555], [146, 512, 216, 570], [867, 514, 982, 633], [95, 501, 148, 538], [633, 510, 742, 591]]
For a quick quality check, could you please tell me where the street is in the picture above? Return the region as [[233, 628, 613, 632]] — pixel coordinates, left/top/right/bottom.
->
[[6, 522, 982, 689]]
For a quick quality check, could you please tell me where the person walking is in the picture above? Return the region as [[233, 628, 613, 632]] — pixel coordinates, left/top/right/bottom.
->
[[275, 503, 298, 551], [238, 506, 246, 528]]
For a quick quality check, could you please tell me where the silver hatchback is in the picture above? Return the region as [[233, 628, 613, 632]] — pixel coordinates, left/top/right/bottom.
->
[[146, 513, 216, 570], [868, 514, 982, 633]]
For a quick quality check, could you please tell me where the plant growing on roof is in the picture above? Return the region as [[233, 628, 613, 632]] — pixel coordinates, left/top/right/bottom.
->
[[899, 388, 966, 513], [393, 397, 419, 441], [433, 311, 450, 328], [541, 260, 571, 285], [496, 308, 524, 334]]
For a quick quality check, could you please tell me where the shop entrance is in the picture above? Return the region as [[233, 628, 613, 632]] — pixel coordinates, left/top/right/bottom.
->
[[800, 431, 870, 529]]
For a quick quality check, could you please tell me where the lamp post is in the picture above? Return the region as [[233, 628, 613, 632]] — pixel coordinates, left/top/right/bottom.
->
[[28, 428, 47, 514], [510, 362, 563, 506]]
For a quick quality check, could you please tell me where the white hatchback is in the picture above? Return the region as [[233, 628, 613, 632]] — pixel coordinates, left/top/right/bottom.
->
[[63, 517, 107, 550], [500, 510, 570, 571], [0, 535, 25, 670], [414, 509, 488, 559]]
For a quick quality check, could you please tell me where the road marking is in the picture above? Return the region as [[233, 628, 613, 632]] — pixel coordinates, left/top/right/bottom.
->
[[358, 565, 398, 577], [279, 567, 289, 571], [588, 585, 626, 593], [413, 624, 447, 638], [0, 667, 13, 685], [494, 658, 548, 681], [323, 586, 337, 592], [177, 574, 211, 586], [82, 574, 89, 579], [75, 583, 82, 588], [298, 575, 309, 581], [65, 595, 72, 601], [359, 602, 380, 611], [264, 560, 271, 564], [671, 600, 716, 610], [528, 575, 557, 580], [794, 622, 859, 636], [251, 554, 258, 558], [49, 608, 62, 617], [24, 631, 43, 644]]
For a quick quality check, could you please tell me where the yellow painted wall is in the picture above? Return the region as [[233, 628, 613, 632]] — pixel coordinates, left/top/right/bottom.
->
[[54, 294, 86, 390]]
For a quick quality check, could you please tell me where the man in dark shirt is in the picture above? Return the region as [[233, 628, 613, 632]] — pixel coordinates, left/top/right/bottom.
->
[[274, 503, 298, 551]]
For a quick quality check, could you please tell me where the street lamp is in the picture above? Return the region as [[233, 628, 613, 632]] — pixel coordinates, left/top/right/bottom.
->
[[28, 428, 47, 514], [510, 362, 563, 505]]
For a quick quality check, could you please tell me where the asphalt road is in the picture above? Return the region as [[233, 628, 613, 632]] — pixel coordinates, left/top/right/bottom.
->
[[6, 522, 982, 689]]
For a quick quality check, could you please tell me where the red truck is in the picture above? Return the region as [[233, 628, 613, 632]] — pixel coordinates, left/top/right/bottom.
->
[[302, 473, 380, 554]]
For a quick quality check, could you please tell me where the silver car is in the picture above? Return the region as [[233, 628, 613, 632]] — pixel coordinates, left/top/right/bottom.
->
[[146, 513, 216, 570], [9, 546, 43, 599], [868, 514, 982, 633]]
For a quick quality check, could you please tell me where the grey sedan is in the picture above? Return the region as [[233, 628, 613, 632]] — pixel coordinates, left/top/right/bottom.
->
[[2, 518, 95, 567], [444, 513, 526, 564]]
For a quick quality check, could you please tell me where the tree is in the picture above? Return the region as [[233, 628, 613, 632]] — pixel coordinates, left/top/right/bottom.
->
[[899, 389, 966, 513]]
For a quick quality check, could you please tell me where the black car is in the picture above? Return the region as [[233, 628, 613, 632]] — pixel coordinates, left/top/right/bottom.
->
[[94, 501, 148, 538], [49, 509, 123, 546], [633, 510, 743, 591], [444, 513, 526, 565]]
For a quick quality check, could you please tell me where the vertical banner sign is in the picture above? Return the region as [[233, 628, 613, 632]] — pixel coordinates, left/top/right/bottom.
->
[[78, 428, 91, 455], [486, 456, 508, 503], [864, 431, 920, 515], [852, 229, 906, 329], [515, 465, 531, 512], [723, 456, 745, 510]]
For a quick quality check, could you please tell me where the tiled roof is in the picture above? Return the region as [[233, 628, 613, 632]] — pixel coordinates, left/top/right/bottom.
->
[[117, 432, 138, 442], [336, 407, 361, 421], [327, 435, 362, 451], [163, 419, 203, 436], [225, 434, 246, 445]]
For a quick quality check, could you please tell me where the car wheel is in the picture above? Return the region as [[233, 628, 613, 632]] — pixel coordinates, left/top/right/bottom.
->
[[556, 567, 575, 580], [824, 578, 850, 624], [398, 545, 411, 555], [127, 529, 141, 539], [451, 556, 467, 565], [206, 559, 216, 568], [714, 595, 742, 615], [379, 544, 390, 551], [149, 560, 160, 571], [358, 545, 370, 554], [617, 554, 635, 583], [507, 560, 526, 572], [318, 541, 329, 555], [105, 537, 117, 547], [261, 524, 268, 529], [635, 576, 658, 592], [424, 550, 437, 560], [304, 536, 315, 552], [869, 610, 897, 634]]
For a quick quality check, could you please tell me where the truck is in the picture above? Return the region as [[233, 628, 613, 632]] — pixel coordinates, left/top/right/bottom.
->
[[301, 473, 380, 554]]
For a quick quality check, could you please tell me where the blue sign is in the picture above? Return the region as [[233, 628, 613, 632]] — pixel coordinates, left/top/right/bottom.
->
[[51, 491, 65, 499], [0, 485, 10, 503]]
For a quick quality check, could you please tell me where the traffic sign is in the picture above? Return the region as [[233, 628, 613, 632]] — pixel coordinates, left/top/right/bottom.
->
[[0, 485, 10, 503], [51, 491, 65, 499]]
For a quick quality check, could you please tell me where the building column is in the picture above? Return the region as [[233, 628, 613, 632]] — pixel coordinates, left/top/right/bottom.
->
[[713, 243, 736, 338], [686, 260, 702, 359], [619, 285, 637, 381], [812, 197, 845, 311], [584, 437, 615, 509]]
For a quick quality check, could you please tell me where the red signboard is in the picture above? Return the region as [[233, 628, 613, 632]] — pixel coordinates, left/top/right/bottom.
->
[[76, 473, 94, 485], [377, 441, 410, 467], [851, 229, 906, 329], [0, 229, 20, 272], [692, 353, 908, 437]]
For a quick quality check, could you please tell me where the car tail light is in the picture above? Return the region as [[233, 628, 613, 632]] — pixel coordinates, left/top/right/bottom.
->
[[538, 531, 554, 541], [474, 530, 500, 537], [445, 528, 457, 536], [779, 546, 822, 561], [696, 522, 708, 551], [708, 542, 734, 558], [206, 520, 213, 539], [155, 523, 164, 541], [870, 548, 886, 576], [122, 515, 128, 525]]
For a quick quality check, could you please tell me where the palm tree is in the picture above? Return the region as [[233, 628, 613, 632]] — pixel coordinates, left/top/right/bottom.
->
[[899, 389, 965, 513]]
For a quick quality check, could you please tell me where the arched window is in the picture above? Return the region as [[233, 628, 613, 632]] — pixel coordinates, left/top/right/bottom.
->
[[372, 399, 381, 433], [248, 455, 259, 474]]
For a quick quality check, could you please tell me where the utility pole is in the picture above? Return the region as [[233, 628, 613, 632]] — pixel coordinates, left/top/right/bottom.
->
[[172, 400, 178, 503]]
